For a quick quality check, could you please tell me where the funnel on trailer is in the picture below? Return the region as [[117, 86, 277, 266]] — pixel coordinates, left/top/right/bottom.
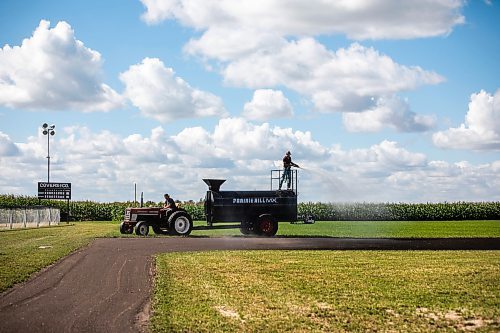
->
[[203, 179, 226, 192]]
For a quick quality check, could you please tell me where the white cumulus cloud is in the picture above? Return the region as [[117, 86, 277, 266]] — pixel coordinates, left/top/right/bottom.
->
[[184, 27, 284, 62], [139, 1, 447, 132], [224, 41, 443, 114], [336, 140, 427, 178], [120, 57, 227, 122], [242, 89, 293, 121], [140, 0, 464, 40], [433, 89, 500, 151], [216, 118, 327, 161], [343, 95, 436, 132], [0, 132, 20, 156], [0, 121, 499, 202], [0, 20, 123, 112]]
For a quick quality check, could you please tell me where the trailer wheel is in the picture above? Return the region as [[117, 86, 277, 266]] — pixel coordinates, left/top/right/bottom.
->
[[240, 226, 252, 235], [168, 211, 193, 236], [135, 221, 149, 236], [256, 215, 278, 237], [119, 222, 133, 234], [240, 221, 255, 235]]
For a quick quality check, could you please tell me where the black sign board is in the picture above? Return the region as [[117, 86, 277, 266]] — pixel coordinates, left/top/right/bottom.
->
[[38, 182, 71, 200]]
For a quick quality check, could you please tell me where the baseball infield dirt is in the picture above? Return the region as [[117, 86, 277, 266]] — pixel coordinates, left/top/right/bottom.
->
[[0, 237, 498, 333]]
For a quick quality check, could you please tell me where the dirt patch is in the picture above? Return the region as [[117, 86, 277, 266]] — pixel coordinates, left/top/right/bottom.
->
[[215, 306, 244, 321], [135, 301, 151, 333], [416, 307, 497, 331]]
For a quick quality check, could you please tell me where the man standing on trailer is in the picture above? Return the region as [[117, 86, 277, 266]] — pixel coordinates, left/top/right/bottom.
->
[[279, 151, 299, 190]]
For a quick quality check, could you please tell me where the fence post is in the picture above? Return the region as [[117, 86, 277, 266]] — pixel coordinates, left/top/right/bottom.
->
[[23, 208, 27, 228], [9, 209, 13, 229]]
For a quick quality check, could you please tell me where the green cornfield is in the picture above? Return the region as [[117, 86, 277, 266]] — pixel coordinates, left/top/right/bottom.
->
[[299, 201, 500, 221], [1, 194, 499, 222], [0, 194, 204, 221]]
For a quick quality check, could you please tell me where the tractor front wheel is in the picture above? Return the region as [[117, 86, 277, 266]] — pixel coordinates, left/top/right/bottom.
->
[[119, 222, 133, 234], [135, 221, 149, 236]]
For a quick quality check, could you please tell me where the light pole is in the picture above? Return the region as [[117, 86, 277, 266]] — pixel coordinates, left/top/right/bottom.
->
[[42, 123, 55, 183]]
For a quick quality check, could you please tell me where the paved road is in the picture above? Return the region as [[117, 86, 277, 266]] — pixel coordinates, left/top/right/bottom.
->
[[1, 237, 498, 333]]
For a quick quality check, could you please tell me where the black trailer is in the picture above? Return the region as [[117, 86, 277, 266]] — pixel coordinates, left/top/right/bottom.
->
[[198, 169, 311, 236]]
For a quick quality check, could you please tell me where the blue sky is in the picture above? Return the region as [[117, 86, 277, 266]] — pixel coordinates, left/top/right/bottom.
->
[[0, 0, 499, 202]]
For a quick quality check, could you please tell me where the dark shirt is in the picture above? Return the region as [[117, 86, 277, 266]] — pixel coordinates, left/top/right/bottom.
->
[[164, 197, 176, 209], [283, 155, 292, 168]]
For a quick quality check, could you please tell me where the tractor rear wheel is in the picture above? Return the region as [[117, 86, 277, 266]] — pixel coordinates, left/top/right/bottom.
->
[[255, 215, 278, 237], [168, 211, 193, 236], [135, 221, 149, 236]]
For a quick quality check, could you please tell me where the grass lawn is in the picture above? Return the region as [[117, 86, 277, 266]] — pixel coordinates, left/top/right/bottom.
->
[[192, 220, 500, 238], [0, 222, 117, 292], [152, 250, 500, 332]]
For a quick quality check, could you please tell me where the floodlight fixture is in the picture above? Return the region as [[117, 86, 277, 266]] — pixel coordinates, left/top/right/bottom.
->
[[41, 123, 56, 183]]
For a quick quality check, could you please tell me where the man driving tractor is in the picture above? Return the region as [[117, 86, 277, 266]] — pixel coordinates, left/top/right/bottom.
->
[[163, 194, 177, 210]]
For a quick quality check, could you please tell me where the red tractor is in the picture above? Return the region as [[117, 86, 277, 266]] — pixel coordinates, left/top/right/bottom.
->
[[119, 207, 193, 236]]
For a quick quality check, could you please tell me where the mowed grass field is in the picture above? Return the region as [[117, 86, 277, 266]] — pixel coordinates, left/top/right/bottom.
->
[[0, 220, 499, 332], [194, 220, 500, 238], [152, 250, 500, 332]]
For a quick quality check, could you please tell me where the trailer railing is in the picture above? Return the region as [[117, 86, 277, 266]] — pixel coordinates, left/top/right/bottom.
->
[[270, 169, 298, 192]]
